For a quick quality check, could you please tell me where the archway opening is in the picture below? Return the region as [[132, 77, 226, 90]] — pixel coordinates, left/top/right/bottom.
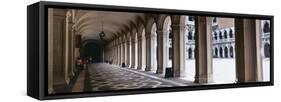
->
[[151, 23, 158, 73], [141, 28, 146, 71], [80, 42, 102, 62], [212, 17, 236, 84], [134, 32, 138, 69], [184, 16, 195, 81]]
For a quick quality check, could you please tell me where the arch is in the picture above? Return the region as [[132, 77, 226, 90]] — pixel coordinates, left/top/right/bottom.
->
[[229, 29, 233, 38], [163, 16, 172, 67], [188, 31, 193, 40], [215, 47, 218, 58], [263, 21, 270, 33], [264, 43, 270, 58], [224, 46, 228, 58], [151, 22, 158, 72], [188, 16, 194, 21], [224, 30, 228, 39], [230, 46, 234, 58], [188, 47, 192, 59], [219, 47, 223, 58], [219, 31, 223, 40], [214, 32, 218, 40], [213, 17, 217, 23]]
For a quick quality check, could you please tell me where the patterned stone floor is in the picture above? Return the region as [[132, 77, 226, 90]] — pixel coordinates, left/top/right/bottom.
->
[[84, 63, 184, 92]]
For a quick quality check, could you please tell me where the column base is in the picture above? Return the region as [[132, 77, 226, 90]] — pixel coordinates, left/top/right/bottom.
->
[[145, 66, 151, 71], [194, 75, 213, 83], [137, 66, 142, 70]]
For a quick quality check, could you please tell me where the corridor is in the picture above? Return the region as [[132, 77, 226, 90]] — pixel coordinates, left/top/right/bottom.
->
[[73, 63, 191, 92], [47, 8, 271, 94]]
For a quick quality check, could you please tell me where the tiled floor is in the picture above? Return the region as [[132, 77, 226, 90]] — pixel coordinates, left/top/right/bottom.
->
[[81, 63, 190, 92]]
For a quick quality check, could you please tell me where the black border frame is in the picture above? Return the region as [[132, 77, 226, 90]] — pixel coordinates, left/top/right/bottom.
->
[[27, 1, 274, 100]]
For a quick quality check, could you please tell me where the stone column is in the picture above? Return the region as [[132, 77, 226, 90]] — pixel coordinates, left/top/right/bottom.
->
[[171, 23, 185, 77], [137, 35, 143, 70], [156, 30, 165, 74], [48, 8, 54, 94], [235, 18, 259, 82], [194, 16, 213, 83], [131, 35, 136, 68], [114, 40, 116, 64], [122, 35, 126, 66], [64, 14, 70, 84], [118, 37, 122, 65], [126, 34, 131, 67], [68, 22, 75, 77], [52, 10, 68, 92], [256, 20, 263, 81], [145, 33, 152, 71]]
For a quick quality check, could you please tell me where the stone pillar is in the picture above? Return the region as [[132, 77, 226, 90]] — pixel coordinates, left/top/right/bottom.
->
[[118, 37, 122, 65], [52, 10, 68, 92], [48, 8, 54, 94], [137, 35, 143, 70], [171, 23, 185, 77], [194, 16, 213, 83], [64, 14, 70, 84], [145, 33, 152, 71], [131, 35, 136, 68], [256, 20, 263, 81], [126, 34, 131, 67], [122, 35, 126, 66], [235, 18, 259, 82], [68, 22, 75, 77], [156, 30, 165, 74]]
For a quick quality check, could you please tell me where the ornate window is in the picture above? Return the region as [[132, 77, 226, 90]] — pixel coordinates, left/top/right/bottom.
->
[[224, 47, 228, 58], [263, 21, 270, 33], [230, 46, 234, 58], [214, 32, 218, 40], [219, 31, 223, 40], [229, 29, 233, 38], [224, 30, 228, 39], [264, 43, 270, 58]]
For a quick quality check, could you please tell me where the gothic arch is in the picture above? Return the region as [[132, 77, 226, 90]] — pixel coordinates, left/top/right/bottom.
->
[[230, 46, 234, 58], [188, 47, 192, 59], [214, 32, 218, 40], [188, 31, 192, 40], [224, 46, 228, 58], [264, 43, 270, 58], [215, 47, 218, 58], [229, 29, 233, 38], [224, 30, 228, 39], [219, 47, 223, 58], [263, 21, 270, 33], [219, 31, 223, 40]]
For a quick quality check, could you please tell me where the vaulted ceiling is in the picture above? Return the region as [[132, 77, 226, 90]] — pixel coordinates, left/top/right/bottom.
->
[[73, 10, 146, 42]]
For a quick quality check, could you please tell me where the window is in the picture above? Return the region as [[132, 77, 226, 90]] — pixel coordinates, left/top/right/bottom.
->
[[229, 29, 233, 38], [263, 22, 270, 33], [224, 30, 228, 39]]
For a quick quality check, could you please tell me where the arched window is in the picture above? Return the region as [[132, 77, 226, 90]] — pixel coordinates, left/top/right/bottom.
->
[[219, 47, 223, 58], [229, 29, 233, 38], [188, 16, 194, 21], [230, 46, 234, 58], [188, 31, 192, 40], [215, 48, 218, 58], [263, 22, 270, 33], [264, 43, 270, 58], [188, 48, 192, 59], [224, 30, 228, 39], [213, 17, 217, 23], [219, 31, 223, 40], [224, 47, 228, 58], [214, 32, 218, 40]]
